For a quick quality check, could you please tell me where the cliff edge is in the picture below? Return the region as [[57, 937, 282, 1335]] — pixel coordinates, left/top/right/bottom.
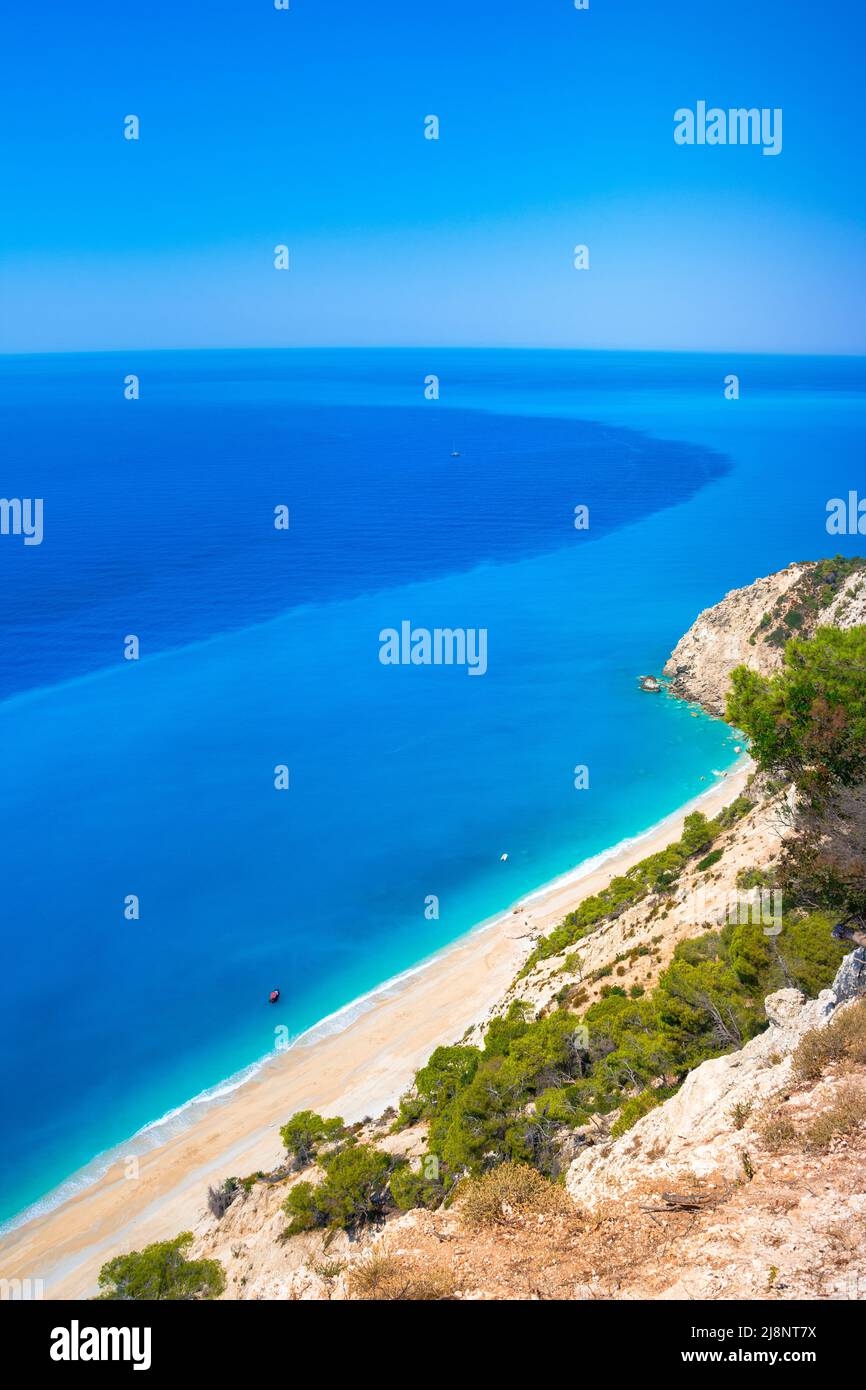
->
[[663, 558, 866, 716]]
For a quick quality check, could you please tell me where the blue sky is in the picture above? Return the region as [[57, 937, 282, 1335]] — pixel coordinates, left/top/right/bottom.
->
[[1, 0, 864, 353]]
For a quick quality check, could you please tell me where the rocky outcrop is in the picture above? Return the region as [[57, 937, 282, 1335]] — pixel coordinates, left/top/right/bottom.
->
[[825, 572, 866, 631], [663, 558, 865, 715], [833, 946, 866, 1004], [663, 564, 808, 715]]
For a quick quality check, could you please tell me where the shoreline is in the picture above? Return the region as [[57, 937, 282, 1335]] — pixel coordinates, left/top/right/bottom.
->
[[0, 759, 752, 1299]]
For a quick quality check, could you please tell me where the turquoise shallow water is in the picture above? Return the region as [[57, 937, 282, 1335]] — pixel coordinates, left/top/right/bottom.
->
[[0, 349, 863, 1228]]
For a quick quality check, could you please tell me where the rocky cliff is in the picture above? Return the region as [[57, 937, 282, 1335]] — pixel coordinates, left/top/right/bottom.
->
[[663, 558, 866, 715]]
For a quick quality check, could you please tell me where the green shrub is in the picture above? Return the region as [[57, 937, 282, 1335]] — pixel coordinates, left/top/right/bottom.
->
[[771, 911, 846, 997], [395, 1045, 480, 1128], [96, 1233, 225, 1301], [279, 1110, 346, 1168], [729, 1099, 753, 1130], [727, 625, 866, 808], [482, 1001, 532, 1058], [389, 1160, 444, 1211], [737, 867, 773, 890], [282, 1143, 393, 1235]]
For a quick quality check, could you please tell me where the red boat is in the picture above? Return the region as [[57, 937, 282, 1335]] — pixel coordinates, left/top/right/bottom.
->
[[268, 989, 280, 1004]]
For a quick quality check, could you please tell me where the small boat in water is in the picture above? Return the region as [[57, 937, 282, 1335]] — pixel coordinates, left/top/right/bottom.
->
[[638, 675, 662, 693], [268, 989, 280, 1004]]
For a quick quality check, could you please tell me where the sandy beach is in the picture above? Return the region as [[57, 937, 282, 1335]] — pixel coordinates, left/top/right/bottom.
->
[[0, 762, 751, 1299]]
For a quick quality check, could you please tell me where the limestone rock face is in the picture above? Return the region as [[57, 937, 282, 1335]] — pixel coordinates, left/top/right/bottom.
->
[[764, 987, 806, 1027], [832, 947, 866, 1006], [662, 564, 808, 715], [825, 573, 866, 631], [662, 559, 865, 716]]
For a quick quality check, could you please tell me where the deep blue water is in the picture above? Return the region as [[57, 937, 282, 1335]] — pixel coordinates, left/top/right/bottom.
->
[[0, 357, 730, 699], [1, 349, 864, 1228]]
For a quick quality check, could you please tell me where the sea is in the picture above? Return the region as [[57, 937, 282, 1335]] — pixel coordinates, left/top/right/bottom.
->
[[1, 347, 864, 1229]]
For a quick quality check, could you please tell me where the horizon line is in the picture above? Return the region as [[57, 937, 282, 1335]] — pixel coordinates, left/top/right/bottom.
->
[[2, 344, 866, 361]]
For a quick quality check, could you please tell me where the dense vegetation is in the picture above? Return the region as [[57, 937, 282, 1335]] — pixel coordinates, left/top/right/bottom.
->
[[728, 626, 866, 809], [280, 1109, 346, 1168], [283, 1143, 394, 1234], [96, 1233, 225, 1300], [280, 1128, 447, 1233], [520, 802, 752, 974]]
